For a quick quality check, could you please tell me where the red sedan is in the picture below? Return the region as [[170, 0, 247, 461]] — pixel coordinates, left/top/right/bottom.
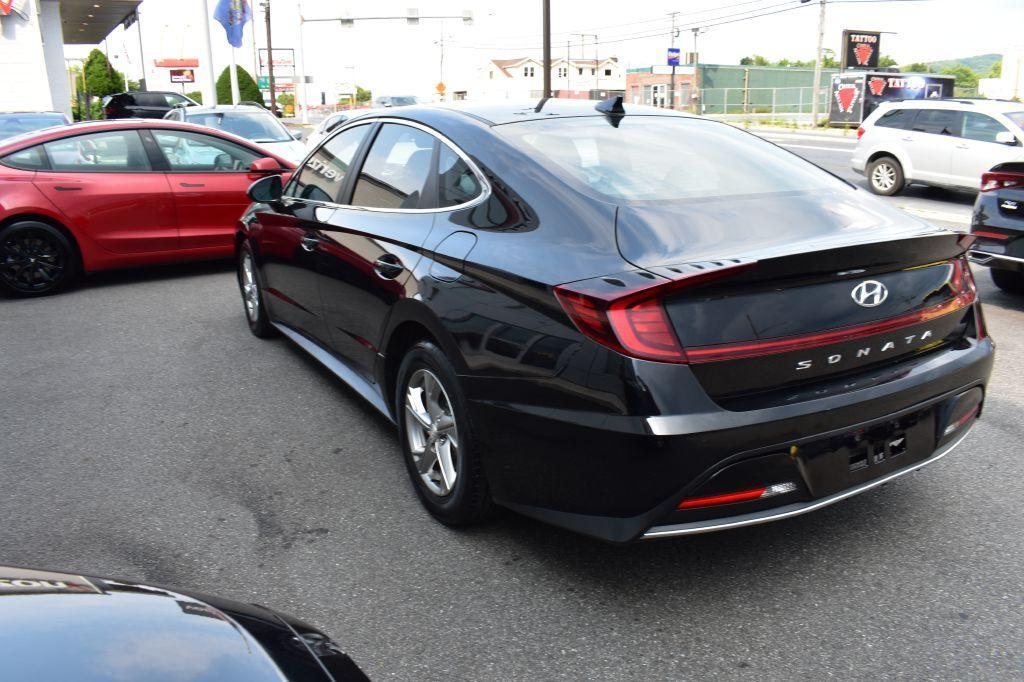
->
[[0, 119, 294, 295]]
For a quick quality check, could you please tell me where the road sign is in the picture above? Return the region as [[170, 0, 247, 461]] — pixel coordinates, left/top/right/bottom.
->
[[436, 82, 446, 95], [258, 76, 269, 89], [667, 47, 680, 67]]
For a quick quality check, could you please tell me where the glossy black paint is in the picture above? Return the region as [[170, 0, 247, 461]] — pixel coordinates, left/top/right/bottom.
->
[[970, 162, 1024, 273], [238, 100, 993, 542], [0, 565, 369, 681]]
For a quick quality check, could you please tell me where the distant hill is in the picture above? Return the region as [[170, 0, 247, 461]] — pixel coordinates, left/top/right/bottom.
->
[[921, 54, 1001, 74]]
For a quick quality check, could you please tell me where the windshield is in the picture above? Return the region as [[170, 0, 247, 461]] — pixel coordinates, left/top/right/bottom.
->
[[186, 111, 291, 143], [496, 115, 847, 202], [0, 113, 67, 141], [1005, 112, 1024, 131]]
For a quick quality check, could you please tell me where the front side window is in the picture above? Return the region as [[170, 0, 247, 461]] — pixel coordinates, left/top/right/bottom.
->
[[186, 112, 292, 143], [153, 131, 261, 171], [910, 109, 961, 135], [874, 108, 916, 130], [496, 116, 846, 202], [351, 124, 436, 209], [961, 112, 1011, 143], [437, 144, 481, 208], [164, 93, 190, 107], [289, 124, 369, 202], [43, 130, 151, 172]]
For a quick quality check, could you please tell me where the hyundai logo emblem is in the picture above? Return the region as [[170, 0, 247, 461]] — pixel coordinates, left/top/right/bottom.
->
[[851, 280, 888, 307]]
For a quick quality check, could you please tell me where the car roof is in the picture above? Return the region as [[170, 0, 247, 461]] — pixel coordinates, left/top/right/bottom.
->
[[364, 98, 695, 127], [0, 111, 65, 115], [881, 98, 1024, 114], [180, 105, 270, 114], [0, 118, 295, 166]]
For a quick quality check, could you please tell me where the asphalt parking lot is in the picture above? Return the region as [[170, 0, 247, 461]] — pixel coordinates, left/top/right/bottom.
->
[[2, 224, 1022, 676]]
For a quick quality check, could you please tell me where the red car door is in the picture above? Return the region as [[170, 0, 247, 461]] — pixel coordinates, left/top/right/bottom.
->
[[34, 129, 177, 254], [149, 129, 284, 250]]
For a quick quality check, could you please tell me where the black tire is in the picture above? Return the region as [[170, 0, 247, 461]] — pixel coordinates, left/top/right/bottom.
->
[[395, 340, 494, 526], [237, 245, 275, 338], [867, 156, 905, 196], [0, 221, 78, 296], [990, 267, 1024, 294]]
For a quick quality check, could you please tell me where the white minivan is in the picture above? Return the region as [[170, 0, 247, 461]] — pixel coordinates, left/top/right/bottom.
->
[[852, 99, 1024, 195]]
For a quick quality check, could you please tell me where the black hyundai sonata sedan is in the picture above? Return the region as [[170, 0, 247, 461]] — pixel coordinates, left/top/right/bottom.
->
[[235, 98, 993, 542]]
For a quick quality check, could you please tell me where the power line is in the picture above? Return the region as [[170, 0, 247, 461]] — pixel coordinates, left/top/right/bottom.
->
[[448, 0, 931, 52]]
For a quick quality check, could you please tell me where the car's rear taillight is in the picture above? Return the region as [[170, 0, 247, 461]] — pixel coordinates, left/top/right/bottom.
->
[[857, 125, 865, 139], [554, 261, 754, 364], [104, 105, 115, 115], [980, 171, 1024, 192]]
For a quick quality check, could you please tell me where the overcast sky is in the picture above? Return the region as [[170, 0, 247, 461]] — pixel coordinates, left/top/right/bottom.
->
[[66, 0, 1022, 99]]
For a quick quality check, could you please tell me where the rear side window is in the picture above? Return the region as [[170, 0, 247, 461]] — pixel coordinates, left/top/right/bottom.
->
[[2, 146, 48, 170], [289, 124, 369, 202], [910, 109, 961, 135], [874, 108, 916, 130], [43, 130, 151, 172], [961, 112, 1011, 143], [351, 123, 436, 209], [437, 144, 481, 208]]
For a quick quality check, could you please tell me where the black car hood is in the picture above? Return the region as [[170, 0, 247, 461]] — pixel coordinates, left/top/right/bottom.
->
[[615, 187, 944, 269], [0, 566, 369, 682]]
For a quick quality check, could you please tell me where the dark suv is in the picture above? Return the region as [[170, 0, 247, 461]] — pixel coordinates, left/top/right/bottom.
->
[[104, 91, 198, 119], [969, 162, 1024, 292]]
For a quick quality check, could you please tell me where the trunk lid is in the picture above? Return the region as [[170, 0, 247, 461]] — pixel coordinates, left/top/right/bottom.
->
[[615, 190, 977, 404]]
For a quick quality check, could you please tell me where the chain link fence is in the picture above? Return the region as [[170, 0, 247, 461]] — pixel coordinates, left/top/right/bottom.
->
[[697, 86, 828, 115]]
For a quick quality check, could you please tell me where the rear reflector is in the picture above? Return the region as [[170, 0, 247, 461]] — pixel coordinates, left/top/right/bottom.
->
[[981, 171, 1024, 192], [972, 230, 1010, 241], [943, 404, 979, 438], [677, 481, 797, 510], [857, 126, 865, 139]]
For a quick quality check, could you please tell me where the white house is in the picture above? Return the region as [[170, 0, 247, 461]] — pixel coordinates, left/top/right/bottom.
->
[[469, 56, 626, 100]]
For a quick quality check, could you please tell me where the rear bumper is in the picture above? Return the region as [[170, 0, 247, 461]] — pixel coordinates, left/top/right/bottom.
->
[[465, 337, 993, 542], [642, 426, 970, 538]]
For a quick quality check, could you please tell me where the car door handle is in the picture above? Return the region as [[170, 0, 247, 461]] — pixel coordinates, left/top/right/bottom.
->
[[300, 235, 320, 252], [179, 182, 205, 188], [955, 143, 970, 149], [374, 254, 404, 279], [901, 136, 913, 142], [53, 185, 82, 191]]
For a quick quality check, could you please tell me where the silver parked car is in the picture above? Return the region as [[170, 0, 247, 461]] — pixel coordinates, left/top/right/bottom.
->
[[852, 99, 1024, 195]]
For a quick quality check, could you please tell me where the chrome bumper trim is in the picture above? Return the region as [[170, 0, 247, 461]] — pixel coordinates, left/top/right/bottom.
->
[[968, 250, 1024, 266], [641, 428, 973, 539]]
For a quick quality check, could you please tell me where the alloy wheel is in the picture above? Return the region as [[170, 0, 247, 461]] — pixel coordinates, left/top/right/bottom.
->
[[404, 368, 459, 497], [871, 163, 896, 192], [240, 252, 260, 322], [0, 231, 65, 293]]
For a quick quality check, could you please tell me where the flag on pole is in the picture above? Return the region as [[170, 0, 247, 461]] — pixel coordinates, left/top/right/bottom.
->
[[213, 0, 251, 48]]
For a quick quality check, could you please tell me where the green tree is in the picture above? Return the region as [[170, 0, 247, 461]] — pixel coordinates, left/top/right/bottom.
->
[[739, 55, 771, 66], [878, 54, 898, 68], [821, 48, 839, 69], [942, 64, 979, 89], [356, 85, 372, 103], [215, 65, 263, 104], [989, 60, 1002, 78], [82, 48, 126, 97], [185, 90, 203, 104], [904, 62, 930, 73]]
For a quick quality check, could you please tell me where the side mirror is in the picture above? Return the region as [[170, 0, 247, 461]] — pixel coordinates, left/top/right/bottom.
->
[[995, 131, 1018, 145], [249, 157, 282, 174], [248, 174, 282, 203]]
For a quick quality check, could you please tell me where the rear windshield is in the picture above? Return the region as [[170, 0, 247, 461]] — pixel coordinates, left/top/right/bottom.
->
[[0, 113, 66, 140], [495, 116, 845, 202], [186, 111, 291, 143]]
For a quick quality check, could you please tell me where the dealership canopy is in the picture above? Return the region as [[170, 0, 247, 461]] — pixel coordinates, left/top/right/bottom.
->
[[61, 0, 141, 44]]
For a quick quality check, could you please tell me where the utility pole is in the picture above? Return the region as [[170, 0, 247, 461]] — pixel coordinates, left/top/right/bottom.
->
[[263, 1, 277, 114], [438, 22, 446, 102], [199, 0, 217, 106], [692, 27, 703, 113], [542, 0, 551, 98], [668, 12, 679, 109], [809, 0, 827, 126]]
